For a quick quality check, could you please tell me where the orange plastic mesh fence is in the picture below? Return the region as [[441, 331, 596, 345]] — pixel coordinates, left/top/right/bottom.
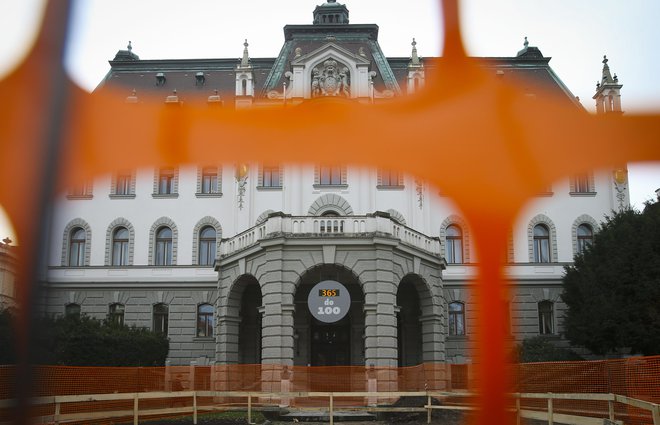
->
[[1, 357, 658, 424]]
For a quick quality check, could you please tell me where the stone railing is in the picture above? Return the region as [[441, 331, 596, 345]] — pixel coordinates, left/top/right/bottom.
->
[[221, 213, 440, 257]]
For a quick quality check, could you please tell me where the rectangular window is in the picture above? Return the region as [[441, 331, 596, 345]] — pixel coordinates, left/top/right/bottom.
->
[[379, 169, 401, 187], [571, 172, 595, 194], [538, 302, 554, 334], [448, 302, 465, 336], [320, 165, 342, 185], [197, 304, 214, 337], [153, 305, 169, 335], [158, 169, 174, 194], [115, 173, 131, 195], [262, 165, 281, 188], [201, 167, 219, 194]]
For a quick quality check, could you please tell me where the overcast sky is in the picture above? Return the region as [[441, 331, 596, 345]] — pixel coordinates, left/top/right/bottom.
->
[[0, 0, 659, 242]]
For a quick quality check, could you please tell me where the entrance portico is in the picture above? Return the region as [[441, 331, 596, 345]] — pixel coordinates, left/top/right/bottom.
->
[[216, 213, 446, 368]]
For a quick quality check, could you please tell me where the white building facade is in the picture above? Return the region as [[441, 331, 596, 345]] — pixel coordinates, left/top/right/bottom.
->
[[43, 0, 628, 367]]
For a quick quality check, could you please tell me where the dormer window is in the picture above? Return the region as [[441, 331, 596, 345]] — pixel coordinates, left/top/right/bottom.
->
[[156, 72, 166, 86], [195, 72, 205, 85]]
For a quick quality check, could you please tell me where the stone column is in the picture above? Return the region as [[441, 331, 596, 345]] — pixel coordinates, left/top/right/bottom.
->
[[421, 313, 447, 390]]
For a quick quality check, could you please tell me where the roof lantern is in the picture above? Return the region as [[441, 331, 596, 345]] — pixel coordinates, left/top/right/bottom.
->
[[313, 0, 349, 25]]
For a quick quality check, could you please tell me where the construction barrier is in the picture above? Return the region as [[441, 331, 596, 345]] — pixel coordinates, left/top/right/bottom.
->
[[0, 356, 658, 424]]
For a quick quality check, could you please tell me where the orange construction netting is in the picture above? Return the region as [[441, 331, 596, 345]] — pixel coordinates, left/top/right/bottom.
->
[[1, 357, 659, 424], [1, 1, 659, 425]]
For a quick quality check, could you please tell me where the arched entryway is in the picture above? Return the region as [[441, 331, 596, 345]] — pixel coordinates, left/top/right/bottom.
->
[[397, 276, 423, 367], [239, 281, 262, 364], [218, 274, 263, 365], [293, 264, 364, 367]]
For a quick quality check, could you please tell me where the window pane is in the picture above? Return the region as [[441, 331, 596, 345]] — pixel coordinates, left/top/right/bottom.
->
[[65, 303, 81, 318]]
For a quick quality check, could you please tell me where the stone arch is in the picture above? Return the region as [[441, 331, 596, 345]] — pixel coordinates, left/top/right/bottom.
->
[[439, 215, 471, 263], [527, 214, 558, 262], [61, 218, 92, 266], [571, 214, 599, 256], [148, 217, 178, 266], [387, 209, 406, 225], [218, 273, 263, 365], [308, 194, 353, 216], [104, 217, 135, 266], [293, 263, 365, 367], [396, 273, 439, 365], [192, 216, 222, 266], [255, 210, 275, 225]]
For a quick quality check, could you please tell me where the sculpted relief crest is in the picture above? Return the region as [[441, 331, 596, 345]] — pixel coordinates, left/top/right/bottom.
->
[[312, 59, 350, 97]]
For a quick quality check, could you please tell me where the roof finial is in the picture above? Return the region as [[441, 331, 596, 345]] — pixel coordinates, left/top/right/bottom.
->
[[240, 39, 250, 68], [128, 41, 132, 51], [523, 36, 529, 48], [410, 38, 421, 67], [600, 54, 614, 84]]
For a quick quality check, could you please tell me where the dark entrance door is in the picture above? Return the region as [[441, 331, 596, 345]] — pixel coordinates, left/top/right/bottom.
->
[[310, 318, 351, 366]]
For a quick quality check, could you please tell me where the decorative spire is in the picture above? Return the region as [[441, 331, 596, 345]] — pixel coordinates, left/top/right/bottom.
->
[[601, 55, 614, 83], [523, 36, 529, 49], [409, 38, 421, 68], [240, 39, 251, 68], [127, 41, 132, 52]]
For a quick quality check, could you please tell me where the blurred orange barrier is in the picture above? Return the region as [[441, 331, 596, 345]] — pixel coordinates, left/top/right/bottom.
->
[[1, 1, 659, 425]]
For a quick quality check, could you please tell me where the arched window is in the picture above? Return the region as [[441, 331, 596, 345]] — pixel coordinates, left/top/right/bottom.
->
[[65, 303, 81, 318], [68, 227, 86, 266], [538, 301, 554, 334], [533, 224, 550, 262], [198, 226, 216, 266], [197, 304, 214, 337], [446, 225, 463, 264], [448, 302, 465, 336], [241, 79, 247, 96], [155, 227, 173, 266], [109, 303, 125, 326], [577, 223, 594, 254], [153, 303, 169, 335], [112, 227, 129, 266]]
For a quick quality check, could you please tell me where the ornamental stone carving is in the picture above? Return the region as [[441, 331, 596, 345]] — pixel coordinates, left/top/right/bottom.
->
[[312, 59, 350, 97]]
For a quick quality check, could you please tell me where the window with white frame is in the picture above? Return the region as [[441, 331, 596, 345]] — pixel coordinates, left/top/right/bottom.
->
[[570, 172, 595, 194], [576, 223, 594, 255], [198, 226, 216, 266], [155, 227, 173, 266], [260, 165, 282, 188], [155, 167, 178, 196], [445, 225, 464, 264], [533, 224, 551, 263], [68, 227, 86, 267], [111, 227, 129, 266]]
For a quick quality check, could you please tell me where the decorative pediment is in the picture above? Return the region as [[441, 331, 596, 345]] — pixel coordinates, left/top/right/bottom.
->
[[291, 42, 370, 67], [289, 43, 372, 99]]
